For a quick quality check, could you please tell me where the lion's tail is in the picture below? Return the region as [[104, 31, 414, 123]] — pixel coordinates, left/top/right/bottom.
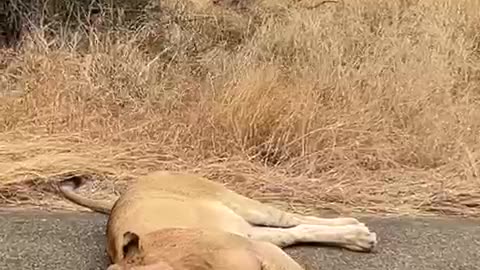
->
[[58, 176, 113, 215]]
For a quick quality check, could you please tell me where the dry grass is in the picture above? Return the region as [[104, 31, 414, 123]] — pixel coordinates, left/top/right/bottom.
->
[[1, 0, 480, 217]]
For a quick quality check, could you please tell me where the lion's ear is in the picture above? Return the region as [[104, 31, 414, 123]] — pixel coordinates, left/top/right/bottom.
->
[[122, 231, 140, 258]]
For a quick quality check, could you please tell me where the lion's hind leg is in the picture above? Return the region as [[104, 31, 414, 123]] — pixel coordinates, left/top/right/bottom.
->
[[219, 190, 361, 227]]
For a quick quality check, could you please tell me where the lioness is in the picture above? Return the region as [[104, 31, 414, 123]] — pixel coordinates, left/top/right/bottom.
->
[[106, 228, 304, 270], [59, 171, 377, 269]]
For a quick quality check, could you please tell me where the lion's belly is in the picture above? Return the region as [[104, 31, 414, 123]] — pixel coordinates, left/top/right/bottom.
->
[[112, 196, 252, 238]]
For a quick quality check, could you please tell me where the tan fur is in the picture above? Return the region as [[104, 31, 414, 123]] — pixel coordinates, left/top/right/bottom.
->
[[105, 228, 296, 270], [59, 171, 377, 269]]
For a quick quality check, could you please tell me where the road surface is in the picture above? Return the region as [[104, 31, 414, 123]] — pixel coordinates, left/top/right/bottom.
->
[[0, 210, 479, 270]]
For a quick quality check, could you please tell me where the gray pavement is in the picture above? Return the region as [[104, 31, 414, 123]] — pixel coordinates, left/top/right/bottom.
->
[[0, 210, 479, 270]]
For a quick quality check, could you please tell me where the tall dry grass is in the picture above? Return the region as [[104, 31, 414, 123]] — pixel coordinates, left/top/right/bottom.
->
[[1, 0, 480, 216]]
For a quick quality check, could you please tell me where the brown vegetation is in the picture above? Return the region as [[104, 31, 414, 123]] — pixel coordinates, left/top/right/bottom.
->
[[1, 0, 480, 216]]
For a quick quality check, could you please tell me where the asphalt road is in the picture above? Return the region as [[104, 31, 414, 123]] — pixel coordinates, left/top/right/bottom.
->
[[0, 210, 479, 270]]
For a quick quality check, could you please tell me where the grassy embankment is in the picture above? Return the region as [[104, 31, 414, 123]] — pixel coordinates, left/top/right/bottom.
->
[[1, 0, 480, 216]]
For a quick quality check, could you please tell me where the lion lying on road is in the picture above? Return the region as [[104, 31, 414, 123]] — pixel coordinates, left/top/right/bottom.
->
[[59, 171, 377, 269], [106, 228, 304, 270]]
